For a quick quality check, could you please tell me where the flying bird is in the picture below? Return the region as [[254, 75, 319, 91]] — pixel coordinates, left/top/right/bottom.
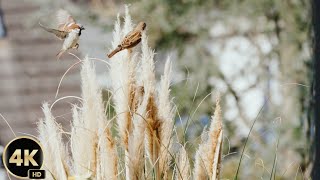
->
[[107, 22, 146, 58], [39, 9, 85, 60]]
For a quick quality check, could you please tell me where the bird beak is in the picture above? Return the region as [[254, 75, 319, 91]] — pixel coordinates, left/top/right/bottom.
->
[[80, 26, 85, 30]]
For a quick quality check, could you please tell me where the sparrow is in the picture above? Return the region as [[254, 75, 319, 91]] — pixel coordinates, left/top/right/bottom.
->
[[107, 22, 146, 58], [39, 9, 85, 60]]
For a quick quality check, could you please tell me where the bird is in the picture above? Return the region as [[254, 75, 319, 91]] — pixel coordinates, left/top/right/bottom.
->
[[107, 22, 146, 58], [39, 9, 85, 60]]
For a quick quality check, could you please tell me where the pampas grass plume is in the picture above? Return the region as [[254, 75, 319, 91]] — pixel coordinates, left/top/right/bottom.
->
[[194, 94, 223, 180]]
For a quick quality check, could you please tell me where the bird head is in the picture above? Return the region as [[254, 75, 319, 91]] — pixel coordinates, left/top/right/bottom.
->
[[76, 24, 85, 36], [79, 25, 85, 31], [137, 22, 146, 31]]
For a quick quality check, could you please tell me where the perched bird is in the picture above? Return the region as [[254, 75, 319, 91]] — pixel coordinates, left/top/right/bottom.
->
[[107, 22, 146, 58], [39, 9, 85, 60]]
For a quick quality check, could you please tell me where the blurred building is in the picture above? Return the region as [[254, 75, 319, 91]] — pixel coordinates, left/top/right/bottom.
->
[[0, 0, 81, 147]]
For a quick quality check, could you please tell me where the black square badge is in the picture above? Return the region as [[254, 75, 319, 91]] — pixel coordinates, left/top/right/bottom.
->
[[28, 169, 46, 179]]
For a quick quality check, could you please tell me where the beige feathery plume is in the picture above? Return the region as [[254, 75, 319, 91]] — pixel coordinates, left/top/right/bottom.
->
[[37, 120, 56, 180], [70, 105, 87, 176], [127, 87, 148, 180], [39, 103, 69, 180], [175, 145, 191, 180], [111, 14, 122, 49], [158, 58, 175, 178], [109, 7, 140, 179], [97, 126, 118, 180], [139, 31, 161, 178], [193, 94, 223, 180], [70, 56, 107, 178], [140, 32, 175, 179], [145, 94, 161, 179], [140, 31, 156, 95], [212, 129, 223, 180], [123, 5, 133, 36], [110, 8, 137, 150], [209, 94, 223, 180], [70, 106, 94, 180]]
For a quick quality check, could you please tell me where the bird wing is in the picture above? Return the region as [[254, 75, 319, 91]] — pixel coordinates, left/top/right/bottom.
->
[[121, 30, 142, 49], [56, 9, 76, 31], [39, 22, 68, 40]]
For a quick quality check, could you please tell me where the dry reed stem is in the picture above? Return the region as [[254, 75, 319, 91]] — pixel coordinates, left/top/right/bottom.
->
[[0, 113, 16, 137], [194, 94, 223, 180], [127, 87, 148, 180], [70, 57, 110, 178], [176, 145, 191, 180], [158, 58, 175, 178], [70, 105, 89, 176], [145, 94, 161, 179], [109, 7, 142, 180], [138, 27, 161, 179], [98, 127, 118, 180], [39, 103, 68, 180], [110, 14, 137, 150], [37, 120, 55, 180], [212, 131, 223, 180]]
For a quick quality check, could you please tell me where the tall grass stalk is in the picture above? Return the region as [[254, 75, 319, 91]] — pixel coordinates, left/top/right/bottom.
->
[[193, 95, 223, 180], [175, 145, 191, 180]]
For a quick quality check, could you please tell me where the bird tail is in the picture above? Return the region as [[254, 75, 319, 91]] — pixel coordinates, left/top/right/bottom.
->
[[107, 47, 122, 58], [56, 50, 65, 60]]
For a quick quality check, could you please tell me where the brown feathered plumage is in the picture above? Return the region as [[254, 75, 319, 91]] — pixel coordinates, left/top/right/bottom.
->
[[107, 22, 146, 58]]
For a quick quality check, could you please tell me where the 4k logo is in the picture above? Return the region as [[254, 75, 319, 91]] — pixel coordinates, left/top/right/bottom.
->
[[9, 149, 39, 166], [2, 136, 44, 179]]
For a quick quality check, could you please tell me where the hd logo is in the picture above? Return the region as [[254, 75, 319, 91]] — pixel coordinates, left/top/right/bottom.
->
[[2, 136, 45, 179]]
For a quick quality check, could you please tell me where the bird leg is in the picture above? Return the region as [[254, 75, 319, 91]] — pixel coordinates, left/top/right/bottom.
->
[[73, 43, 79, 49]]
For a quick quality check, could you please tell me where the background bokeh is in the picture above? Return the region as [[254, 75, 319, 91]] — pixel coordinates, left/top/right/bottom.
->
[[0, 0, 311, 179]]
